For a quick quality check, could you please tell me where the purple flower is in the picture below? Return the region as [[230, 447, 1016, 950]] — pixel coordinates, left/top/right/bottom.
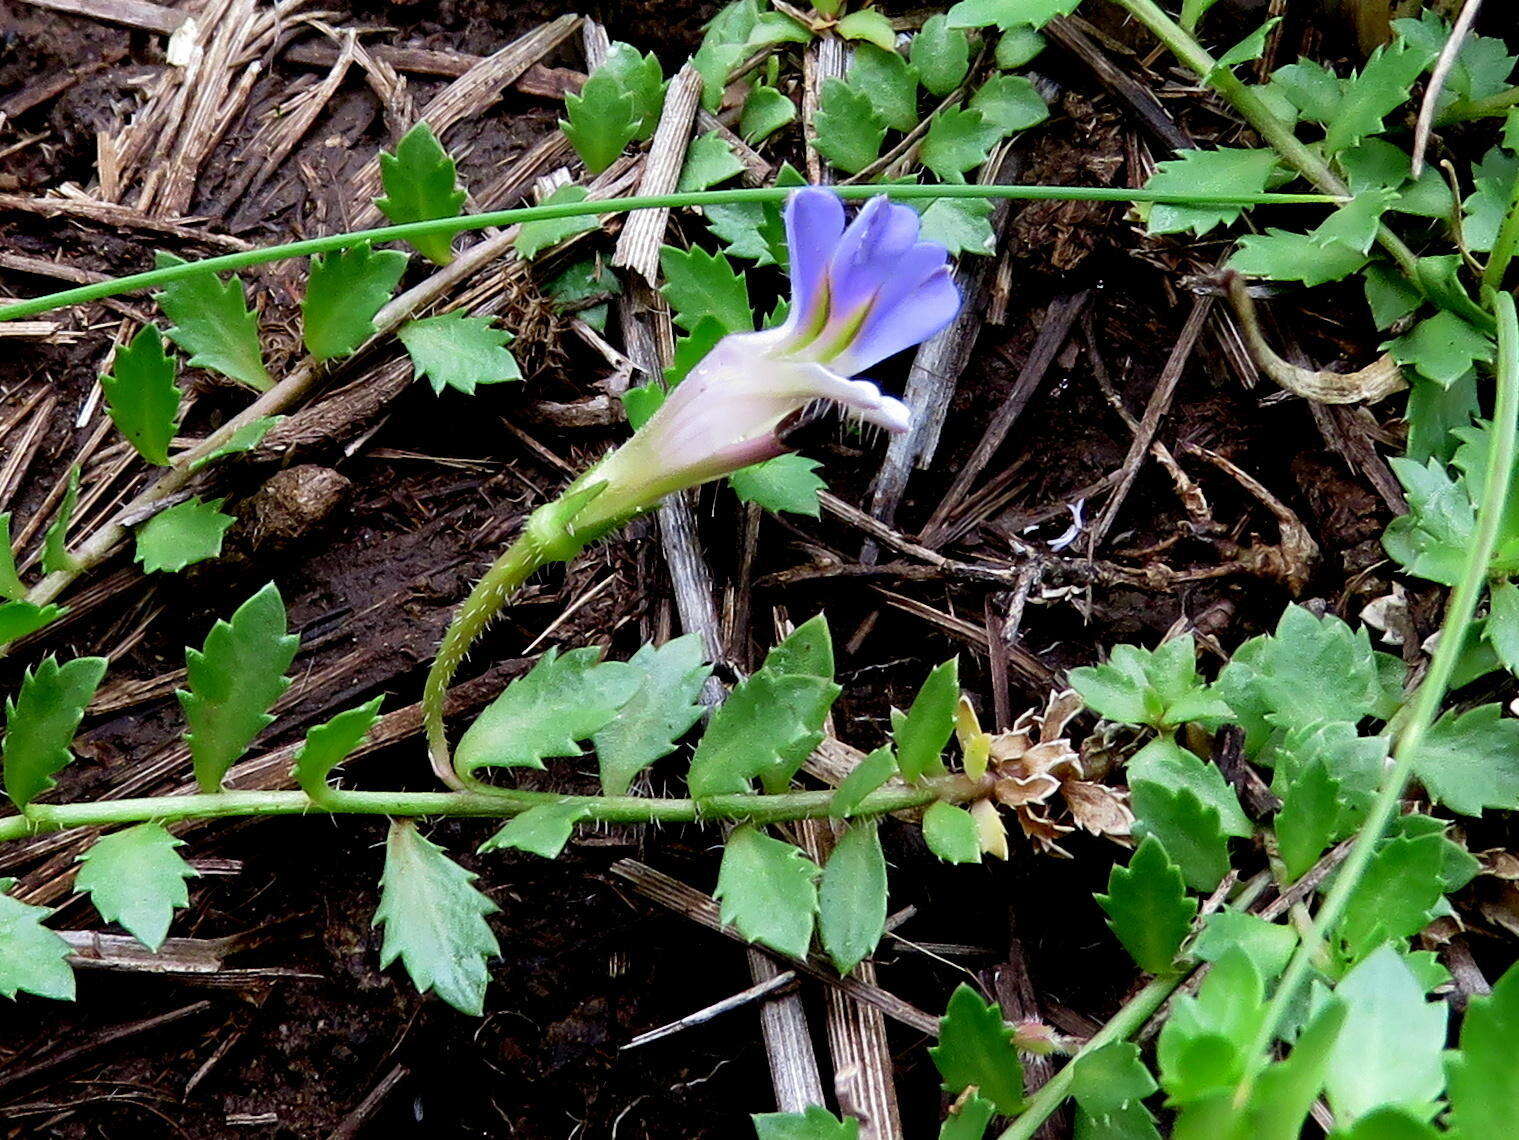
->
[[577, 187, 960, 528]]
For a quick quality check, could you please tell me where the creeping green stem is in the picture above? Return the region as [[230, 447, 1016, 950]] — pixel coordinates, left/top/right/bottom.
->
[[0, 775, 990, 845], [1483, 171, 1519, 292], [0, 185, 1339, 323], [1237, 291, 1519, 1096]]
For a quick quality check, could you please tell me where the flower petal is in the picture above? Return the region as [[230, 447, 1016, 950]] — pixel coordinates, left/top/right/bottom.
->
[[828, 197, 923, 319], [833, 263, 961, 373], [785, 188, 845, 332]]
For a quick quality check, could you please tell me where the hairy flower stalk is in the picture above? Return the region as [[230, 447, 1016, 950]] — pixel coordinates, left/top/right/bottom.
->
[[423, 187, 961, 788]]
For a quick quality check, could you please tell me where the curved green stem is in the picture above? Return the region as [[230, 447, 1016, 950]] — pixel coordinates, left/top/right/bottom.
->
[[0, 775, 989, 845], [1439, 83, 1519, 125], [0, 184, 1339, 323], [1238, 290, 1519, 1096]]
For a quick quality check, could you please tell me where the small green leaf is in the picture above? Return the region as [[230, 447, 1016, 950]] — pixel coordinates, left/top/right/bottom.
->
[[1409, 703, 1519, 815], [1212, 17, 1280, 72], [1231, 228, 1369, 287], [1156, 948, 1264, 1103], [912, 14, 971, 95], [375, 122, 466, 266], [292, 696, 384, 795], [813, 79, 887, 175], [42, 465, 80, 575], [1323, 41, 1434, 155], [398, 311, 521, 396], [1131, 784, 1231, 893], [1446, 960, 1519, 1140], [75, 823, 196, 951], [1336, 833, 1446, 962], [836, 9, 896, 51], [0, 602, 66, 649], [740, 85, 796, 144], [0, 887, 74, 1001], [918, 197, 995, 256], [1192, 910, 1296, 982], [969, 73, 1048, 135], [939, 1093, 997, 1140], [818, 819, 888, 974], [561, 70, 639, 175], [753, 1105, 860, 1140], [946, 0, 1079, 30], [920, 107, 1002, 183], [1070, 634, 1230, 731], [374, 819, 500, 1015], [667, 315, 731, 384], [456, 646, 640, 775], [179, 583, 300, 793], [1275, 758, 1346, 882], [1096, 835, 1196, 975], [705, 200, 788, 266], [2, 655, 108, 809], [1144, 148, 1279, 236], [1325, 946, 1447, 1125], [592, 635, 711, 796], [515, 184, 601, 259], [0, 515, 23, 601], [134, 496, 235, 574], [1387, 310, 1496, 388], [1070, 1041, 1158, 1118], [301, 241, 409, 361], [677, 131, 747, 192], [729, 454, 826, 516], [1486, 579, 1519, 675], [715, 824, 820, 958], [848, 45, 919, 132], [688, 671, 836, 798], [929, 982, 1024, 1114], [762, 613, 834, 679], [831, 746, 898, 818], [187, 415, 283, 471], [922, 801, 981, 864], [479, 800, 591, 860], [599, 42, 666, 138], [155, 253, 270, 391], [622, 383, 665, 430], [894, 659, 959, 781], [1127, 738, 1251, 838], [660, 245, 753, 334], [101, 324, 180, 466], [996, 26, 1046, 67]]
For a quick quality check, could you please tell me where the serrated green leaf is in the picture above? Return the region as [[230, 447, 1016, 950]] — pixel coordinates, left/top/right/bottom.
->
[[813, 78, 887, 175], [947, 0, 1079, 29], [762, 613, 834, 680], [600, 42, 666, 139], [848, 45, 919, 132], [912, 14, 971, 95], [831, 746, 898, 818], [301, 241, 408, 361], [1145, 148, 1278, 235], [592, 635, 710, 795], [0, 602, 65, 649], [970, 73, 1048, 135], [375, 122, 466, 266], [715, 824, 820, 958], [1461, 148, 1519, 253], [479, 799, 591, 860], [187, 415, 283, 472], [155, 253, 270, 390], [1312, 187, 1396, 254], [1192, 910, 1296, 982], [1231, 228, 1370, 287], [622, 382, 664, 429], [677, 131, 746, 192], [689, 670, 835, 798], [1409, 703, 1519, 815], [2, 655, 107, 809], [0, 515, 23, 602], [729, 454, 825, 516], [1337, 832, 1446, 963], [818, 819, 887, 974], [1127, 738, 1251, 838], [922, 800, 981, 864], [1446, 960, 1519, 1140], [0, 888, 73, 1001], [1071, 1041, 1158, 1118], [456, 646, 640, 775], [918, 197, 995, 256], [1325, 946, 1447, 1125], [562, 70, 638, 175], [921, 107, 1002, 183], [1323, 41, 1434, 155], [753, 1105, 860, 1140], [515, 183, 600, 259], [705, 199, 788, 266], [398, 311, 520, 396], [1096, 835, 1196, 975], [660, 244, 753, 334], [894, 658, 958, 781], [1157, 948, 1263, 1103], [1074, 1100, 1162, 1140], [1394, 11, 1515, 108], [75, 823, 195, 951], [134, 496, 235, 574], [740, 85, 795, 145], [667, 315, 731, 385], [692, 0, 806, 111], [1275, 758, 1345, 882], [42, 465, 80, 575], [1363, 262, 1423, 330], [1131, 784, 1231, 892], [1387, 311, 1496, 388], [179, 583, 300, 792], [101, 324, 180, 466], [292, 696, 384, 795], [929, 982, 1024, 1114], [375, 819, 500, 1015], [1070, 634, 1231, 731], [1383, 456, 1474, 585], [1486, 578, 1519, 675]]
